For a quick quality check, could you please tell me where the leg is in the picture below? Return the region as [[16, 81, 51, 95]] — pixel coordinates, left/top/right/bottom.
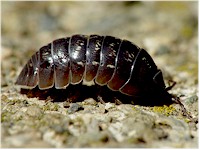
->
[[165, 80, 176, 91], [114, 97, 123, 105], [171, 95, 192, 119]]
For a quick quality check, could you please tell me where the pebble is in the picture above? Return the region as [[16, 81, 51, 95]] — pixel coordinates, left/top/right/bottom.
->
[[68, 103, 84, 114], [105, 102, 115, 110], [185, 95, 198, 104], [3, 133, 33, 147], [83, 98, 97, 105], [26, 105, 43, 118]]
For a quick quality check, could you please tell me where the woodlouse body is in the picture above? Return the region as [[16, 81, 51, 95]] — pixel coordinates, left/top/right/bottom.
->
[[16, 34, 173, 101]]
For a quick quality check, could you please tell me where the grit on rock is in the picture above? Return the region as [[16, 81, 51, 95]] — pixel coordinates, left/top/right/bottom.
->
[[1, 1, 198, 148]]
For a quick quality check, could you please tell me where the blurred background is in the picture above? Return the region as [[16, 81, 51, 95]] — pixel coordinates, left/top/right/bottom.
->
[[1, 1, 198, 87]]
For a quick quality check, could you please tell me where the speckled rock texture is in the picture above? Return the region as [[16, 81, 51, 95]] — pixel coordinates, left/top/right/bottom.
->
[[1, 1, 198, 148]]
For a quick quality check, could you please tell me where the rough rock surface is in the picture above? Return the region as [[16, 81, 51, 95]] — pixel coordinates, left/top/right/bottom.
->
[[1, 1, 198, 148]]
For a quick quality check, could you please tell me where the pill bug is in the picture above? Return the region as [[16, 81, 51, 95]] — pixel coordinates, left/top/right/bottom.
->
[[16, 34, 180, 106]]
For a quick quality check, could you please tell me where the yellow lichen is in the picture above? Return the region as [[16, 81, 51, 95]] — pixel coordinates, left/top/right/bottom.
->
[[132, 107, 136, 111], [152, 105, 176, 116], [184, 118, 191, 123], [43, 102, 59, 111]]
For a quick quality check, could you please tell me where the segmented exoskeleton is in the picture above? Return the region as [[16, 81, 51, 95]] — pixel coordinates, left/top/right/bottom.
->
[[16, 34, 175, 102]]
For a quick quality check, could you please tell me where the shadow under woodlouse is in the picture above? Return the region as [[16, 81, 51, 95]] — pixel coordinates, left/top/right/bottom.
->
[[20, 83, 174, 107]]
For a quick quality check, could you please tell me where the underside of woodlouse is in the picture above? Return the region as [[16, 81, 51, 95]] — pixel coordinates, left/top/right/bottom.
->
[[16, 34, 178, 105]]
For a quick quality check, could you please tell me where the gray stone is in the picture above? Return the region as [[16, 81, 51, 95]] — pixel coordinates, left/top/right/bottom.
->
[[67, 103, 84, 114]]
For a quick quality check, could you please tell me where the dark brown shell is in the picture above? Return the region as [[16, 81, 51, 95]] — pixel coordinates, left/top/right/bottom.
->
[[16, 34, 167, 98]]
